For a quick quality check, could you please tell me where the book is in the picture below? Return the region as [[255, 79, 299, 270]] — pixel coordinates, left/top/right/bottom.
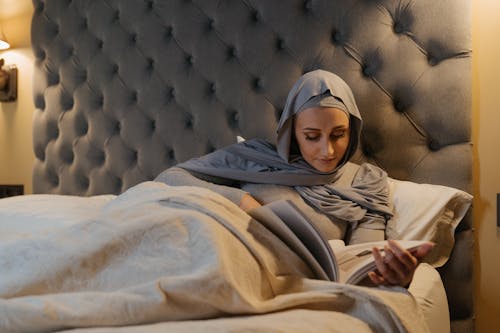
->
[[249, 199, 429, 284]]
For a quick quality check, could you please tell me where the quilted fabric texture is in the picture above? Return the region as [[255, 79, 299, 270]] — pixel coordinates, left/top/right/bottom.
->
[[30, 1, 472, 331]]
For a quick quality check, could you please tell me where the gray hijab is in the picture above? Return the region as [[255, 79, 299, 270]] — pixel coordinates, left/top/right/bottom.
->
[[177, 70, 392, 225]]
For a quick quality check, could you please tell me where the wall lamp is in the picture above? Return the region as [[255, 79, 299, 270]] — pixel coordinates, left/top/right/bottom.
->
[[0, 30, 17, 102], [0, 29, 9, 50]]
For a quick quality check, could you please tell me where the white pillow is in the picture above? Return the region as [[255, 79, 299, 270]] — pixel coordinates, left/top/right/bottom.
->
[[386, 178, 472, 267]]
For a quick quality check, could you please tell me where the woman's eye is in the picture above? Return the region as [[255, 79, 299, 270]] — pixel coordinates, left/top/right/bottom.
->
[[305, 135, 320, 141], [331, 131, 346, 139]]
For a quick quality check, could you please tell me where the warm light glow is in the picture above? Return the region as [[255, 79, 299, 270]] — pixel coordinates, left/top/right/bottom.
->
[[0, 29, 9, 50], [0, 39, 10, 50]]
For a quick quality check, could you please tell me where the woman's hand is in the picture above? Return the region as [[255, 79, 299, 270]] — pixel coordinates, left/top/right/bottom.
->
[[367, 240, 434, 287], [239, 193, 262, 212]]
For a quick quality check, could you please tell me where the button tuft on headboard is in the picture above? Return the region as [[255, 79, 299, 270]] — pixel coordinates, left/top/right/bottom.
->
[[392, 3, 414, 35], [48, 170, 60, 187], [391, 87, 414, 114], [79, 176, 90, 191], [167, 87, 175, 99], [164, 26, 173, 40], [146, 58, 154, 71], [34, 144, 46, 161], [94, 150, 106, 166], [130, 91, 138, 103], [48, 121, 60, 141], [35, 95, 46, 110], [206, 144, 216, 154], [274, 108, 282, 122], [303, 0, 313, 12], [111, 64, 119, 75], [226, 109, 240, 130], [115, 178, 123, 193], [113, 121, 121, 135], [427, 55, 439, 66], [185, 55, 194, 66], [167, 148, 175, 161], [206, 18, 215, 31], [96, 39, 104, 50], [48, 72, 60, 86], [184, 114, 194, 129], [252, 77, 264, 92], [61, 95, 74, 111], [34, 1, 44, 13], [250, 10, 260, 23], [34, 48, 46, 61], [226, 46, 237, 60], [76, 117, 89, 136], [129, 33, 138, 44], [331, 30, 344, 46], [208, 82, 216, 95], [276, 38, 286, 51], [393, 98, 406, 113], [428, 139, 441, 152], [96, 95, 104, 108], [61, 147, 74, 164]]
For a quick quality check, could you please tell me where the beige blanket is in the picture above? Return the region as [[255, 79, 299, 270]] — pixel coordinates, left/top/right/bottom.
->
[[0, 182, 428, 333]]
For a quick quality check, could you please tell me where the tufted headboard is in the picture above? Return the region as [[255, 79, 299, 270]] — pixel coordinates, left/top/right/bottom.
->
[[31, 0, 473, 331]]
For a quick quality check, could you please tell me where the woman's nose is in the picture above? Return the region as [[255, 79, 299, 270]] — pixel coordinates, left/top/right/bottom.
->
[[322, 140, 335, 156]]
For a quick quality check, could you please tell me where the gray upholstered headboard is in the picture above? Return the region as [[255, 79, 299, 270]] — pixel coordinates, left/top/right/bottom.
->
[[31, 0, 473, 331]]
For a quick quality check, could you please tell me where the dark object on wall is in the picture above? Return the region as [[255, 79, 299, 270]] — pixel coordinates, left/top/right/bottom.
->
[[0, 184, 24, 198], [497, 193, 500, 227], [0, 58, 17, 102]]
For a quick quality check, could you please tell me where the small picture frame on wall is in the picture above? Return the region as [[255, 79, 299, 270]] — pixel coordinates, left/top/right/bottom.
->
[[0, 59, 17, 102]]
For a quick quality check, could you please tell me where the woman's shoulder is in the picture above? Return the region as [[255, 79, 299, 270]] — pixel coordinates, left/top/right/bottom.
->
[[341, 162, 388, 185], [345, 161, 387, 174]]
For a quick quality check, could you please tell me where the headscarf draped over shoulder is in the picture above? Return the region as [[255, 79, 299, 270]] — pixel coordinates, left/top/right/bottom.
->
[[175, 70, 392, 225]]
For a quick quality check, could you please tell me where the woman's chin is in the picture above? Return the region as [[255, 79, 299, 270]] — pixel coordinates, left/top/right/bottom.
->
[[313, 163, 338, 173]]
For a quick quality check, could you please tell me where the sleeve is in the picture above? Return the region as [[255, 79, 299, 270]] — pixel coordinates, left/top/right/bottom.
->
[[154, 167, 248, 205], [347, 207, 388, 244], [348, 227, 385, 244]]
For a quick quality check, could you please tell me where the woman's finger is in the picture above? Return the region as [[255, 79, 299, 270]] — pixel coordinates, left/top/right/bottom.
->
[[387, 240, 417, 272], [368, 271, 385, 285], [373, 246, 399, 285], [384, 246, 412, 281]]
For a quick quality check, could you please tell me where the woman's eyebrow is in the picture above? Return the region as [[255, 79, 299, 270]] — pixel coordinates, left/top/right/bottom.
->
[[300, 125, 348, 131]]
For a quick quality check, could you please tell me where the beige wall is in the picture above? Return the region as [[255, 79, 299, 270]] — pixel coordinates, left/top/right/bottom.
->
[[473, 0, 500, 331], [0, 2, 34, 194], [0, 1, 498, 331]]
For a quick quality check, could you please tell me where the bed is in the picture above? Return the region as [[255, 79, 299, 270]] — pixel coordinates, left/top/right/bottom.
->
[[1, 0, 473, 332]]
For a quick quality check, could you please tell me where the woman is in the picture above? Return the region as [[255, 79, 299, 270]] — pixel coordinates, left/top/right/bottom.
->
[[155, 70, 433, 287]]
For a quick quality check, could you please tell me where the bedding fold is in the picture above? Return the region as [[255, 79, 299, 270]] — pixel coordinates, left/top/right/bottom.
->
[[0, 182, 428, 333]]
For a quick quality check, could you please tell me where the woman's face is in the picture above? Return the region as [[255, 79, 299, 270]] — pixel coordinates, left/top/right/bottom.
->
[[293, 107, 350, 172]]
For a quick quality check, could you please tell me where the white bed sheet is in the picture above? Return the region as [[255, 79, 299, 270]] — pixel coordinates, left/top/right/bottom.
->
[[0, 184, 447, 332], [0, 194, 115, 242]]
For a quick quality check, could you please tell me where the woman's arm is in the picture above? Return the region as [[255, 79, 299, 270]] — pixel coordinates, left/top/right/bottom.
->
[[155, 167, 261, 212]]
